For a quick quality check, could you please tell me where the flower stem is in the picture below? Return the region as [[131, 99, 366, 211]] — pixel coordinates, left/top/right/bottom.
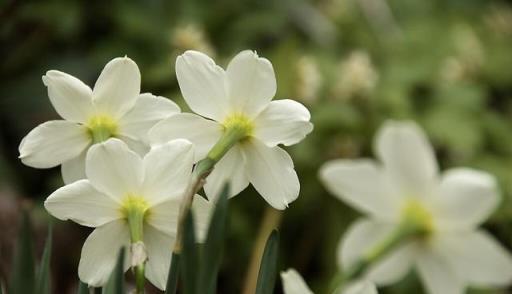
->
[[127, 207, 147, 294], [242, 206, 283, 294], [173, 125, 247, 254], [330, 220, 425, 292]]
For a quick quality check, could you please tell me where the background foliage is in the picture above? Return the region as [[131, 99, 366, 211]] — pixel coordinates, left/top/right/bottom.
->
[[1, 0, 512, 293]]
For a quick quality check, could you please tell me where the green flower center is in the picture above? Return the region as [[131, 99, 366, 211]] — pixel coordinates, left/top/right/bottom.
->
[[87, 115, 118, 143], [121, 195, 150, 243], [222, 113, 254, 140], [402, 199, 434, 236]]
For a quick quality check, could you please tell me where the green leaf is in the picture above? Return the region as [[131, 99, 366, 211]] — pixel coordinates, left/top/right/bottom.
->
[[255, 230, 280, 294], [35, 225, 53, 294], [197, 183, 230, 294], [9, 212, 36, 294], [180, 210, 197, 294], [77, 281, 89, 294], [165, 252, 180, 294], [102, 247, 125, 294]]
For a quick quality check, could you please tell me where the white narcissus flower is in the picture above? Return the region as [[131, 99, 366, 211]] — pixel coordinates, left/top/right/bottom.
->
[[319, 121, 512, 294], [44, 138, 211, 290], [280, 268, 377, 294], [19, 57, 180, 184], [149, 50, 313, 209]]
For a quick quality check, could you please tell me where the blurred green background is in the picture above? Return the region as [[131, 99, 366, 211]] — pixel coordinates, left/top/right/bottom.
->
[[1, 0, 512, 293]]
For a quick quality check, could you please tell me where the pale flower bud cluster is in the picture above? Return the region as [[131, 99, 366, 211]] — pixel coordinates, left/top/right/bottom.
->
[[332, 51, 378, 100]]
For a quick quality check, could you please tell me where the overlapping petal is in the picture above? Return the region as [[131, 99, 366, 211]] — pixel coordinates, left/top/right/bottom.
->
[[203, 145, 249, 200], [342, 281, 378, 294], [143, 225, 175, 290], [433, 168, 499, 229], [253, 99, 313, 147], [92, 57, 141, 118], [175, 51, 229, 120], [86, 138, 144, 200], [244, 139, 300, 209], [281, 269, 314, 294], [226, 50, 276, 117], [375, 121, 439, 199], [45, 180, 120, 227], [319, 159, 401, 221], [415, 249, 464, 294], [149, 113, 222, 161], [61, 151, 86, 184], [434, 230, 512, 287], [78, 220, 131, 287], [19, 120, 91, 168], [42, 70, 94, 123], [142, 139, 194, 205], [118, 93, 180, 142]]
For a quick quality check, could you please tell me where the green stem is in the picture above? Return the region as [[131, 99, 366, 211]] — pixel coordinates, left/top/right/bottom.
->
[[173, 125, 248, 254], [331, 220, 426, 292], [127, 208, 146, 294]]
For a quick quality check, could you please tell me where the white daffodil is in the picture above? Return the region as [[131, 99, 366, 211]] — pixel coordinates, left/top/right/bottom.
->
[[319, 121, 512, 294], [149, 50, 313, 209], [281, 268, 377, 294], [44, 138, 210, 290], [19, 57, 180, 184]]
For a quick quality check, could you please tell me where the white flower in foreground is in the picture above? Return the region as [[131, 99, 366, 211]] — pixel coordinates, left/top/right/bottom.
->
[[19, 57, 180, 184], [149, 50, 313, 209], [44, 138, 210, 289], [281, 268, 377, 294], [319, 121, 512, 294]]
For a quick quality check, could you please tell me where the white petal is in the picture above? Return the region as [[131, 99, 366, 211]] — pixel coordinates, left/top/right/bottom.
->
[[339, 219, 414, 286], [243, 139, 299, 210], [226, 50, 276, 117], [142, 139, 194, 205], [280, 269, 313, 294], [118, 93, 180, 142], [86, 138, 144, 200], [415, 249, 464, 294], [434, 230, 512, 287], [375, 121, 439, 199], [143, 225, 175, 290], [44, 180, 120, 227], [204, 145, 249, 200], [319, 159, 401, 221], [175, 51, 229, 120], [118, 135, 150, 157], [19, 121, 91, 168], [149, 113, 222, 161], [147, 195, 212, 242], [253, 99, 313, 147], [78, 220, 130, 287], [61, 151, 86, 184], [433, 168, 499, 230], [342, 281, 378, 294], [92, 57, 141, 118], [42, 70, 94, 123]]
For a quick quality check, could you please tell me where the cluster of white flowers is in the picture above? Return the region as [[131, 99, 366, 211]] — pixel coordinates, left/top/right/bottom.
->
[[19, 50, 313, 290], [18, 49, 512, 294]]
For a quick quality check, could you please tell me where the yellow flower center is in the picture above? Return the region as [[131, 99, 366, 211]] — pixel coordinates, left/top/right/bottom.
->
[[86, 115, 118, 143], [120, 194, 150, 243], [222, 113, 254, 140], [402, 199, 434, 236]]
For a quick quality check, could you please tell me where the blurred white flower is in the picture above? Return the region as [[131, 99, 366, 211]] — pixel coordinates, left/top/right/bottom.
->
[[44, 138, 211, 289], [320, 121, 512, 294], [294, 55, 322, 105], [150, 50, 313, 209], [281, 268, 377, 294], [171, 23, 215, 56], [332, 51, 378, 100], [19, 57, 180, 184]]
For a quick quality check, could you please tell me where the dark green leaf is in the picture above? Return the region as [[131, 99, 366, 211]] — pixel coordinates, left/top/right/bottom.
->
[[197, 183, 230, 294], [165, 252, 180, 294], [180, 210, 197, 294], [255, 230, 280, 294], [9, 212, 36, 294], [102, 247, 125, 294], [35, 225, 53, 294], [77, 281, 89, 294]]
